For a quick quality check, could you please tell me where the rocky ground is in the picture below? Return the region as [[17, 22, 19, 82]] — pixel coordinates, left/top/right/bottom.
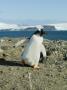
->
[[0, 37, 67, 90]]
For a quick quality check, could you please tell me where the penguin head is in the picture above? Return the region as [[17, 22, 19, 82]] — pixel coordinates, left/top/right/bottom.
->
[[34, 29, 46, 36]]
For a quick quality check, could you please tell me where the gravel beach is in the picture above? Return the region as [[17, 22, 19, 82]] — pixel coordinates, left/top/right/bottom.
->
[[0, 37, 67, 90]]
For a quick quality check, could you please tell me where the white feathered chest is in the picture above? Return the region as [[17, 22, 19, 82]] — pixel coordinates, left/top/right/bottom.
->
[[21, 35, 46, 66]]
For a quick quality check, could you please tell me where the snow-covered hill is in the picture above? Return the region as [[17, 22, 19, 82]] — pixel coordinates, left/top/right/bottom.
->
[[0, 22, 67, 31], [0, 23, 19, 30], [49, 23, 67, 30], [0, 23, 45, 31], [0, 22, 35, 30]]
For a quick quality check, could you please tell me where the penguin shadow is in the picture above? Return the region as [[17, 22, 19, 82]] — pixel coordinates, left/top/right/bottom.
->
[[0, 58, 24, 67], [0, 52, 47, 67], [0, 57, 45, 68]]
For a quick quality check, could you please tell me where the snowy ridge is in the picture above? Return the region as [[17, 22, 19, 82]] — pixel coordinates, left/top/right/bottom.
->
[[0, 22, 67, 31], [0, 22, 35, 30], [0, 23, 18, 30], [49, 23, 67, 30]]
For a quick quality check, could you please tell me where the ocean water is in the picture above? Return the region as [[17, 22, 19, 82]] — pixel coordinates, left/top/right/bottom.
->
[[0, 30, 67, 40]]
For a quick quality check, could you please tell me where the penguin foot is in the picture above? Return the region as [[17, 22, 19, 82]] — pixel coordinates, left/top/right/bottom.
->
[[20, 60, 25, 65], [32, 65, 40, 69]]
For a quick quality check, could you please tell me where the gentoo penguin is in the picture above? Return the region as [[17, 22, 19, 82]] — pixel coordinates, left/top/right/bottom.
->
[[21, 29, 46, 69]]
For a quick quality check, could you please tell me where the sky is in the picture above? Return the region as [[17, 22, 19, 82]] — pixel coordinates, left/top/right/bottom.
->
[[0, 0, 67, 24]]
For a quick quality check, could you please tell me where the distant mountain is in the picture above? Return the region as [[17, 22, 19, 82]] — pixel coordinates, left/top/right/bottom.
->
[[0, 22, 67, 31], [0, 22, 35, 31], [43, 25, 56, 31], [49, 23, 67, 30]]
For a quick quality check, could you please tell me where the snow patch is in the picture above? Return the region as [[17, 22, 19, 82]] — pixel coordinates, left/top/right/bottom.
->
[[50, 23, 67, 30]]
